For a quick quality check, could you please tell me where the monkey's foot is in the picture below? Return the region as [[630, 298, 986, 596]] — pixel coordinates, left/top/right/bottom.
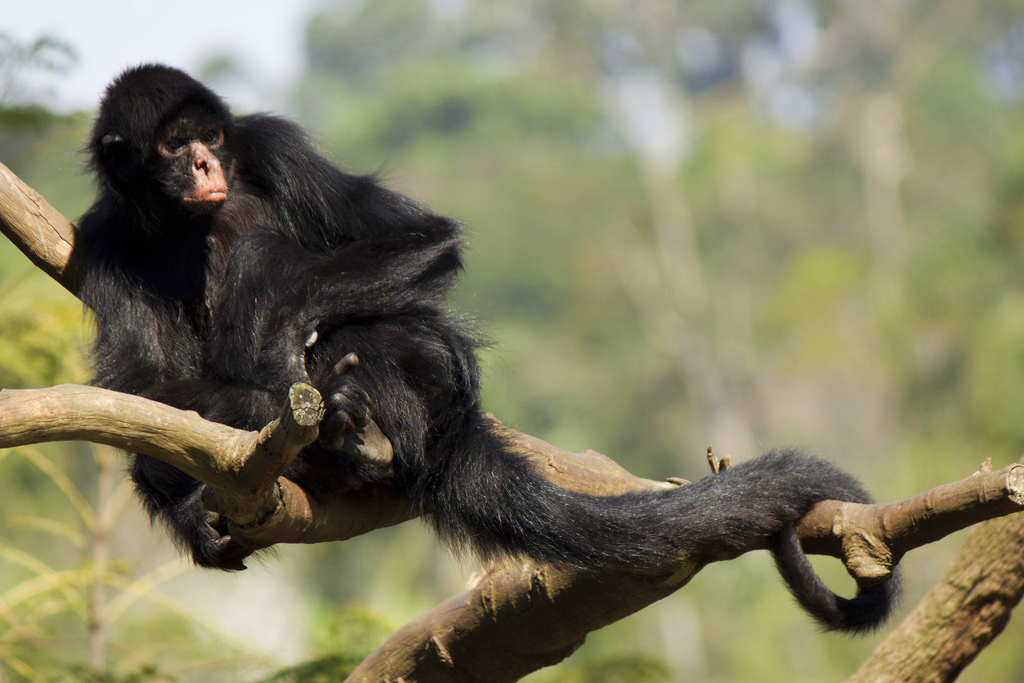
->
[[317, 352, 373, 453]]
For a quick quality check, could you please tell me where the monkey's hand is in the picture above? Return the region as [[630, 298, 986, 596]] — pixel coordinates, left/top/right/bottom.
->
[[193, 506, 257, 571], [316, 352, 373, 455]]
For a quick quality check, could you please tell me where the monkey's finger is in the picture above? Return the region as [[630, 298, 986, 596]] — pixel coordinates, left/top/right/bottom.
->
[[332, 352, 360, 375], [212, 537, 248, 571], [322, 398, 371, 435], [206, 510, 228, 528]]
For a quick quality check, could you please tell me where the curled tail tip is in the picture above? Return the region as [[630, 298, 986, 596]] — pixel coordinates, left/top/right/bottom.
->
[[808, 572, 900, 634], [773, 525, 900, 634]]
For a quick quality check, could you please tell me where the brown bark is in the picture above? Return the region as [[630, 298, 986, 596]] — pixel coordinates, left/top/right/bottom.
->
[[0, 383, 321, 527], [797, 463, 1024, 583], [0, 161, 81, 294], [343, 449, 1024, 683], [847, 496, 1024, 683], [0, 383, 413, 541], [346, 562, 702, 683]]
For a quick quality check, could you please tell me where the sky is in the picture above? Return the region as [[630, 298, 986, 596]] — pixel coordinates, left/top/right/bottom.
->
[[3, 0, 323, 113]]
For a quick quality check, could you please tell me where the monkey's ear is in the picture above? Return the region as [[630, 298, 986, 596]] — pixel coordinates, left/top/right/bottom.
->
[[98, 134, 133, 168]]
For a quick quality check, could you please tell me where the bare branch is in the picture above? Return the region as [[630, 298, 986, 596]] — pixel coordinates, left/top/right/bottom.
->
[[345, 442, 1024, 682], [0, 384, 258, 484], [798, 463, 1024, 584], [0, 160, 80, 293], [347, 562, 698, 683], [201, 382, 324, 524], [847, 513, 1024, 683], [0, 383, 316, 526]]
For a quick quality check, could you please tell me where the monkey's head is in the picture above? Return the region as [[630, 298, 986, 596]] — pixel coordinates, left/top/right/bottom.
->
[[90, 64, 234, 218]]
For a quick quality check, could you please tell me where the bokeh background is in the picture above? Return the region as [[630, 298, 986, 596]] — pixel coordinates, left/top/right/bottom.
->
[[3, 1, 1024, 681]]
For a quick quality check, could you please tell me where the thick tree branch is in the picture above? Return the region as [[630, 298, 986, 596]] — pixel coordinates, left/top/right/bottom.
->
[[796, 462, 1024, 584], [0, 161, 81, 294], [347, 562, 699, 683], [345, 449, 1024, 682], [0, 383, 322, 526], [4, 383, 1018, 567], [5, 382, 1024, 680], [848, 512, 1024, 683], [0, 383, 411, 539]]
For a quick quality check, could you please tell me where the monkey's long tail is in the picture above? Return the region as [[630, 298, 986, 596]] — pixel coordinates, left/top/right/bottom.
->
[[772, 523, 900, 633], [417, 418, 898, 634]]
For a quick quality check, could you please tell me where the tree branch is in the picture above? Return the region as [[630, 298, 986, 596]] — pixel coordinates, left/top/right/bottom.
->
[[796, 462, 1024, 584], [848, 512, 1024, 683], [0, 383, 320, 527], [0, 383, 412, 540], [0, 160, 81, 294], [5, 382, 1024, 679], [344, 445, 1024, 682]]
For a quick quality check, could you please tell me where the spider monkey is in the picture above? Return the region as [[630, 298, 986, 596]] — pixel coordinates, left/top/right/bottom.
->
[[76, 64, 898, 633]]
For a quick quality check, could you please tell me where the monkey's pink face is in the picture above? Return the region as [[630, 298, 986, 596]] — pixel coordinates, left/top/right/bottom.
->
[[158, 128, 228, 205]]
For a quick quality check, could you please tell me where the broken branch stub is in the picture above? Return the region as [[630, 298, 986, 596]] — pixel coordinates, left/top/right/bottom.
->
[[201, 383, 325, 524]]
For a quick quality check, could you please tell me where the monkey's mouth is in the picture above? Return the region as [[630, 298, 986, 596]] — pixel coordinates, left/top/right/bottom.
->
[[184, 190, 228, 204], [187, 170, 228, 204]]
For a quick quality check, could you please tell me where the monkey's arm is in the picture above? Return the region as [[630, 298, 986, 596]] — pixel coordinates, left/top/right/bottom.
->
[[233, 114, 463, 246], [205, 224, 465, 393]]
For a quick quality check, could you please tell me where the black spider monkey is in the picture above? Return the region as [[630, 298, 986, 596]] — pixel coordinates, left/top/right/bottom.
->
[[76, 64, 898, 633]]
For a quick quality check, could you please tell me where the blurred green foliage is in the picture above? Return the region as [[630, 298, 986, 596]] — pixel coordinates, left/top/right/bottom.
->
[[0, 276, 89, 390], [4, 0, 1024, 681], [256, 606, 395, 683]]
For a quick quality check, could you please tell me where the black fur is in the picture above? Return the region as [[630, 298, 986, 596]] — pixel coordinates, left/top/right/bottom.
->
[[76, 64, 898, 632]]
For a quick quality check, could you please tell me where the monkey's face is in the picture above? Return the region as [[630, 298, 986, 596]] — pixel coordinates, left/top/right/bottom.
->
[[90, 63, 237, 221], [152, 112, 231, 215], [93, 109, 232, 219]]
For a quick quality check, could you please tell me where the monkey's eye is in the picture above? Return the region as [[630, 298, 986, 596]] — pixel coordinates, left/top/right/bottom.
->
[[203, 129, 220, 144], [157, 136, 191, 159]]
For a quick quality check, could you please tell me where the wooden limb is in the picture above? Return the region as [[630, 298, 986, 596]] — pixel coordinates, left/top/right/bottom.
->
[[798, 462, 1024, 585], [201, 382, 324, 525], [344, 438, 1024, 683], [4, 380, 1024, 680], [0, 383, 315, 526], [706, 445, 731, 473], [233, 476, 415, 547], [5, 383, 1020, 568], [0, 160, 81, 294], [346, 562, 699, 683], [0, 383, 411, 540], [495, 418, 678, 495], [0, 384, 260, 489], [847, 512, 1024, 683]]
